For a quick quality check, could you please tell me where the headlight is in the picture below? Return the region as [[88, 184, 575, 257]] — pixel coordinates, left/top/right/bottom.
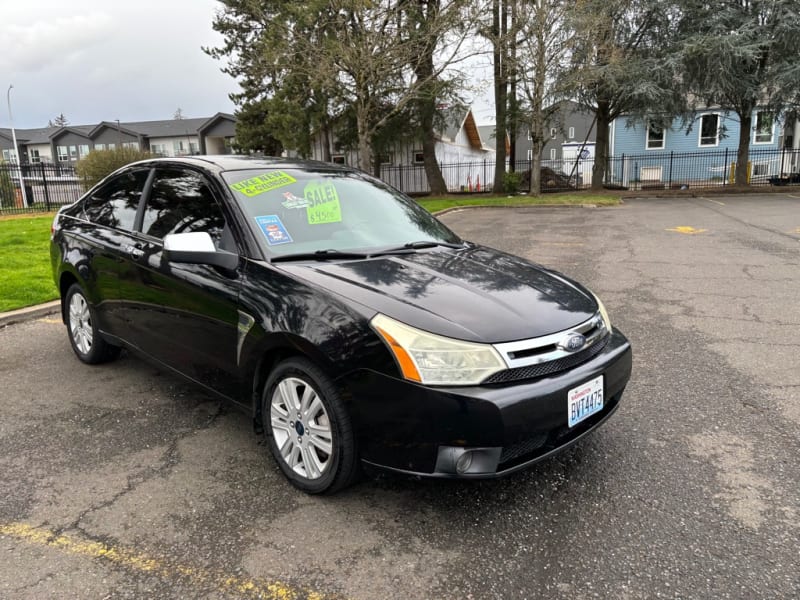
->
[[370, 314, 506, 386], [592, 292, 613, 334]]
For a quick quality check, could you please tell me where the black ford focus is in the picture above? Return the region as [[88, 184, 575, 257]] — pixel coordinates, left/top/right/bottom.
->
[[51, 156, 632, 494]]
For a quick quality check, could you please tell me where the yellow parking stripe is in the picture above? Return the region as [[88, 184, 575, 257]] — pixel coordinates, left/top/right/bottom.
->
[[666, 226, 708, 235], [0, 522, 330, 600]]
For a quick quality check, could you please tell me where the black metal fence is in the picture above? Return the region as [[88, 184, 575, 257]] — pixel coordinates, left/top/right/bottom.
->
[[0, 162, 84, 215], [379, 147, 800, 194], [3, 147, 799, 215]]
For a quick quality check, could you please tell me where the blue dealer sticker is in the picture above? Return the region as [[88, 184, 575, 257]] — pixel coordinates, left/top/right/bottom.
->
[[255, 215, 293, 245]]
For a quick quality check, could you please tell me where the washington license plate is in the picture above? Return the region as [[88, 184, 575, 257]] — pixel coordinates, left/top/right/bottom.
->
[[568, 375, 604, 427]]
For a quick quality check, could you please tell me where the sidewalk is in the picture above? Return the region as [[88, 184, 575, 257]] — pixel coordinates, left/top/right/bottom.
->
[[0, 300, 61, 327]]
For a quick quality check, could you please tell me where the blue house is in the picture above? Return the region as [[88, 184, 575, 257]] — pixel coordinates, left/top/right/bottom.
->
[[608, 108, 794, 187]]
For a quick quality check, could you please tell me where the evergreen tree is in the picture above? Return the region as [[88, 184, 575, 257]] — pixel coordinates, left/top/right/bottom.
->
[[675, 0, 800, 185]]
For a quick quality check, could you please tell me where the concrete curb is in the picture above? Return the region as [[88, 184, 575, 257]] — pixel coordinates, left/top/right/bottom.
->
[[0, 300, 61, 328]]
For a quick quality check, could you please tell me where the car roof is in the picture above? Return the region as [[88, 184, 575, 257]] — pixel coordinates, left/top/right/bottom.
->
[[136, 155, 355, 174]]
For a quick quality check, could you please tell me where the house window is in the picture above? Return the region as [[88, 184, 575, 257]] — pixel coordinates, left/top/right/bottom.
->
[[378, 152, 393, 165], [2, 149, 18, 162], [122, 141, 139, 150], [107, 143, 116, 150], [189, 142, 199, 154], [550, 128, 557, 139], [526, 149, 533, 160], [646, 122, 665, 149], [151, 143, 165, 156], [69, 146, 78, 160], [699, 114, 719, 147], [95, 143, 106, 151], [174, 141, 186, 154], [754, 111, 773, 144], [332, 155, 345, 165], [413, 151, 425, 164], [29, 149, 41, 163], [78, 144, 90, 158], [57, 146, 68, 161], [568, 127, 575, 139], [550, 148, 557, 160]]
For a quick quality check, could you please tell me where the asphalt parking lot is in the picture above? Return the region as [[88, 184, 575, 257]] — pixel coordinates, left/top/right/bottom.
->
[[1, 193, 798, 599]]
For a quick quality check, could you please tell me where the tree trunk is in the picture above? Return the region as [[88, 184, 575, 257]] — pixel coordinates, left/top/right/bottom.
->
[[492, 0, 508, 193], [508, 0, 518, 171], [321, 123, 332, 163], [735, 111, 752, 186], [530, 133, 543, 196], [356, 109, 372, 173], [412, 5, 448, 196], [592, 102, 611, 191]]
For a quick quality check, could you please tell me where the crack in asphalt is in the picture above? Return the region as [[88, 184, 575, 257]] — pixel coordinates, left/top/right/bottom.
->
[[49, 400, 225, 539]]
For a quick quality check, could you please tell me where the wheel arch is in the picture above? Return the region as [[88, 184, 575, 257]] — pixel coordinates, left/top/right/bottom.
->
[[58, 271, 80, 323], [249, 335, 345, 428]]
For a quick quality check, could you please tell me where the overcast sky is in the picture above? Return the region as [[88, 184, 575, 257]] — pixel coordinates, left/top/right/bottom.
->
[[1, 0, 236, 129], [1, 0, 494, 130]]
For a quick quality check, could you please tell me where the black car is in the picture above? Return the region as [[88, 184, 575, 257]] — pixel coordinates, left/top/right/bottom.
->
[[50, 156, 632, 494]]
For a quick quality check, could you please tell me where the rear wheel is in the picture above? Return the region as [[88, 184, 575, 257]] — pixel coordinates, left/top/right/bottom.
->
[[262, 357, 359, 494], [64, 284, 120, 364]]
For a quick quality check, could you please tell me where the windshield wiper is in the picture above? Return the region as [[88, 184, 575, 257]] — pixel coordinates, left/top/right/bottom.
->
[[371, 240, 466, 255], [270, 249, 371, 263]]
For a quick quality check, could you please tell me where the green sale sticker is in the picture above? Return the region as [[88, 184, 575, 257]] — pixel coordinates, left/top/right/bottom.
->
[[229, 171, 297, 197], [304, 181, 342, 224]]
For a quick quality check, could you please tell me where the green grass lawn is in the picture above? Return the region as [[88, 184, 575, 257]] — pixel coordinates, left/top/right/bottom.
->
[[0, 214, 59, 312], [416, 192, 621, 213]]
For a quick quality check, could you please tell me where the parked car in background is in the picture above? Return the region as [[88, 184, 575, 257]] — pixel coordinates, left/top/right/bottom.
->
[[50, 156, 632, 494]]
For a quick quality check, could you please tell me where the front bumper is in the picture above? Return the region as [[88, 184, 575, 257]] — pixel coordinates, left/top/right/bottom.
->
[[341, 330, 632, 478]]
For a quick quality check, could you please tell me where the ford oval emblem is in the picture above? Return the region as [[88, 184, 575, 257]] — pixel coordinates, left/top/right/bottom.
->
[[559, 333, 586, 352]]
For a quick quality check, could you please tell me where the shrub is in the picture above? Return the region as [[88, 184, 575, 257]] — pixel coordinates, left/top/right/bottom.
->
[[76, 147, 153, 190], [0, 161, 17, 208], [502, 170, 523, 194]]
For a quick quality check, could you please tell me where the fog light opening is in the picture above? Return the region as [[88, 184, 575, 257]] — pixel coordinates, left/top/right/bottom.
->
[[455, 451, 473, 474]]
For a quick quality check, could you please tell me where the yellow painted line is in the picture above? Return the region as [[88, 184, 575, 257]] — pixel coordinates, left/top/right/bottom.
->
[[705, 198, 725, 206], [666, 226, 708, 235], [786, 194, 800, 199], [0, 522, 330, 600], [790, 227, 800, 234]]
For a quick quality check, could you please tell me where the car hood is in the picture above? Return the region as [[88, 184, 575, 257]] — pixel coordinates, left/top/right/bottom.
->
[[277, 245, 598, 343]]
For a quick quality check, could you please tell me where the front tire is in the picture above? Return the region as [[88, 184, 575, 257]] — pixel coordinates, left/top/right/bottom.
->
[[64, 284, 120, 364], [262, 357, 359, 494]]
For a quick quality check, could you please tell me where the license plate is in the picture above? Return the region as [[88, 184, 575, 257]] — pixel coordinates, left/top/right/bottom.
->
[[568, 375, 604, 427]]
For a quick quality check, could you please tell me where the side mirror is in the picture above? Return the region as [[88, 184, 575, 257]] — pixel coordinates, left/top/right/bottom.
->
[[163, 232, 239, 270]]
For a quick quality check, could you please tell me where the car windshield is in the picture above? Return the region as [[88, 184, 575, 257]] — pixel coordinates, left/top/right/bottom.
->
[[222, 168, 461, 257]]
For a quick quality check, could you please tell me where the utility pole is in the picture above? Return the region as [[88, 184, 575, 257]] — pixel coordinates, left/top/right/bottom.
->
[[6, 85, 28, 208]]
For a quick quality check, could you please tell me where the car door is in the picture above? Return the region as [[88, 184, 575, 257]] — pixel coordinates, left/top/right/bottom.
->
[[79, 169, 151, 337], [123, 166, 243, 400]]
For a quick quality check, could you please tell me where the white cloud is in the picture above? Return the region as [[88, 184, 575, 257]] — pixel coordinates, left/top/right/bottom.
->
[[1, 1, 235, 128], [0, 13, 113, 73]]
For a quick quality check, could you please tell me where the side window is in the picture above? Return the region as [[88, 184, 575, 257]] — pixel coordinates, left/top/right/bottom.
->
[[141, 168, 228, 247], [83, 170, 148, 231]]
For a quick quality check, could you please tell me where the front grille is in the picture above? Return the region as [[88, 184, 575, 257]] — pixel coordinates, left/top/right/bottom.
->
[[483, 336, 609, 384]]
